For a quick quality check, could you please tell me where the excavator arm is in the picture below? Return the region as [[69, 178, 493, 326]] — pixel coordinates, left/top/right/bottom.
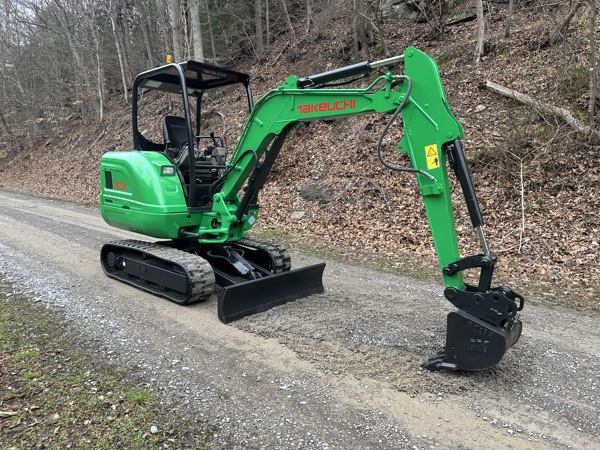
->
[[199, 48, 524, 370]]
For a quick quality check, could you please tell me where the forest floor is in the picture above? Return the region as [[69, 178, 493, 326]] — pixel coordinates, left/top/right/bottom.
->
[[0, 2, 598, 310]]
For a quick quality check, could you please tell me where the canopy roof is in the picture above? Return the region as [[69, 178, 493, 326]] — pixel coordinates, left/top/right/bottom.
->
[[135, 60, 251, 95]]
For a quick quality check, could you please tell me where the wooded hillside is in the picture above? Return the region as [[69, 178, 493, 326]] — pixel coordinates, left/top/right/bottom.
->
[[0, 0, 598, 308]]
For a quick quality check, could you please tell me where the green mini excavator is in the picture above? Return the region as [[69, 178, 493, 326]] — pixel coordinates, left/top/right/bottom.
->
[[99, 47, 524, 371]]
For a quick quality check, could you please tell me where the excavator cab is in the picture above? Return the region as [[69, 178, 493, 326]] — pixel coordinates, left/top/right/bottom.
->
[[131, 60, 253, 209]]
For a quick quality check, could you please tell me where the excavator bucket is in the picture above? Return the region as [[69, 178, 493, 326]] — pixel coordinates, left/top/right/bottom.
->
[[217, 263, 326, 323], [423, 310, 523, 371]]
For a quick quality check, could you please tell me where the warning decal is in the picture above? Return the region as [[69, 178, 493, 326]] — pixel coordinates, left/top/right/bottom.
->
[[425, 144, 439, 170]]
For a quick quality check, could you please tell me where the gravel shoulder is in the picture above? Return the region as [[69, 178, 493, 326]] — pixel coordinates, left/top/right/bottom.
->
[[0, 189, 598, 449]]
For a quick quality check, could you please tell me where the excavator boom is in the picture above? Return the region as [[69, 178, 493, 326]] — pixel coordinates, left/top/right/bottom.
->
[[99, 47, 524, 371]]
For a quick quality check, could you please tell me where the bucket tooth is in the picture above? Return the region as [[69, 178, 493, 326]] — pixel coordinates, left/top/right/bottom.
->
[[217, 263, 326, 323], [423, 309, 522, 371]]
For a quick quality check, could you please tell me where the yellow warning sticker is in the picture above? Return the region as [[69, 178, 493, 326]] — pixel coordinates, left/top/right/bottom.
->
[[425, 144, 439, 170]]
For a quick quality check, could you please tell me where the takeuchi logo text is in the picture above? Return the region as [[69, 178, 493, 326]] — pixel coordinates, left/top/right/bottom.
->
[[297, 100, 357, 114]]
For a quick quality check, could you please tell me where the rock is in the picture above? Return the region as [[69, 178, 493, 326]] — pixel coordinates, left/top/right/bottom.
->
[[298, 182, 333, 204], [380, 0, 420, 20]]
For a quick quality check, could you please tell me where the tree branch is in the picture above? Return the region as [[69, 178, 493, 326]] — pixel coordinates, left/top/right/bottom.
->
[[484, 80, 600, 144]]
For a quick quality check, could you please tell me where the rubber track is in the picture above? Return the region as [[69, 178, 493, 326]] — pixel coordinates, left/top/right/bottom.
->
[[238, 237, 292, 273], [102, 239, 215, 304]]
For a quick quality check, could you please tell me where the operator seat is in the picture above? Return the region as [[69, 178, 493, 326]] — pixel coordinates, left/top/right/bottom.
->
[[162, 116, 216, 208], [162, 115, 188, 150], [162, 115, 193, 167]]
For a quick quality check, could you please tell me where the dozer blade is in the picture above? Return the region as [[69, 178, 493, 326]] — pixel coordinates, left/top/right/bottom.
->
[[217, 263, 326, 323], [422, 310, 522, 371]]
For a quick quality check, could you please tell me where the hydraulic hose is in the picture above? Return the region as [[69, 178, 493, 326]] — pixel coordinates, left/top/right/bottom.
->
[[376, 75, 435, 181]]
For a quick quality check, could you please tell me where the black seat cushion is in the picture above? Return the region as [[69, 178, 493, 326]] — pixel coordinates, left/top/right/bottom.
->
[[162, 116, 189, 150]]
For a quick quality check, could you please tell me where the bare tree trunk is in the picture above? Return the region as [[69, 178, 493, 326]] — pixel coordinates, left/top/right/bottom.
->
[[588, 0, 597, 129], [154, 0, 172, 63], [504, 0, 513, 38], [134, 0, 156, 68], [109, 16, 129, 103], [1, 0, 12, 103], [85, 0, 104, 121], [305, 0, 313, 34], [411, 0, 445, 37], [117, 4, 133, 79], [205, 0, 216, 60], [281, 0, 295, 37], [546, 0, 585, 46], [354, 0, 369, 61], [474, 0, 485, 64], [181, 1, 191, 60], [52, 0, 90, 102], [367, 0, 389, 57], [168, 0, 184, 60], [52, 0, 82, 67], [0, 109, 16, 144], [265, 0, 270, 46], [190, 1, 204, 61], [107, 0, 130, 103], [255, 0, 264, 57]]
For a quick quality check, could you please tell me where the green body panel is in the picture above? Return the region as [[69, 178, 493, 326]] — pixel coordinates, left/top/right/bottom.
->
[[100, 151, 194, 238], [100, 151, 247, 240], [99, 47, 466, 288]]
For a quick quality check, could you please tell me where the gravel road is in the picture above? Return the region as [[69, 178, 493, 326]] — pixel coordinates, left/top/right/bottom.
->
[[0, 189, 598, 449]]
